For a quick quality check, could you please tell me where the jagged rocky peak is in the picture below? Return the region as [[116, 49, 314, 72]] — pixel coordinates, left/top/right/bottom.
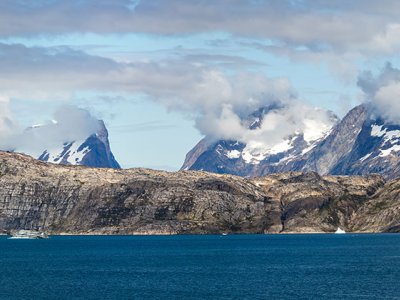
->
[[301, 104, 370, 175], [34, 119, 120, 168], [182, 104, 339, 176], [328, 103, 400, 178]]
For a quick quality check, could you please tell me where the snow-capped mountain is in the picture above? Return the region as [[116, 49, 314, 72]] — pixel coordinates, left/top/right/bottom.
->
[[182, 103, 400, 179], [32, 120, 120, 168], [182, 105, 339, 176]]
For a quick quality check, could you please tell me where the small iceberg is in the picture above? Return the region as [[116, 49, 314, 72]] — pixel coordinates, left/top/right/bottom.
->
[[334, 227, 346, 234]]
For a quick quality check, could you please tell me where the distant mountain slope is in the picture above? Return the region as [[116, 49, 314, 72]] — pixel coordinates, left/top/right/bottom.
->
[[183, 103, 400, 179]]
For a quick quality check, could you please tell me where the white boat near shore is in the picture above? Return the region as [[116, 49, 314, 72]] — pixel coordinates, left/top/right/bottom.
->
[[8, 230, 48, 239]]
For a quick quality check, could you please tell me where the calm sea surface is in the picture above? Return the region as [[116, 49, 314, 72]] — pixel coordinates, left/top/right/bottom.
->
[[0, 234, 399, 299]]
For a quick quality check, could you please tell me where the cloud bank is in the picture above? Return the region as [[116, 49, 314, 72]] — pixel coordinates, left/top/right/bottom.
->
[[1, 0, 400, 57], [358, 63, 400, 123], [0, 96, 18, 147], [0, 105, 101, 157], [0, 42, 336, 151]]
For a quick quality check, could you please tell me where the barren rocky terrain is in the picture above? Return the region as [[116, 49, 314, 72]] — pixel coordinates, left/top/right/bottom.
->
[[0, 151, 398, 234]]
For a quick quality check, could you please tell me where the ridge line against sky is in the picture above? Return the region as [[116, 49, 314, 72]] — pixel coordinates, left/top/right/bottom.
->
[[1, 0, 400, 169]]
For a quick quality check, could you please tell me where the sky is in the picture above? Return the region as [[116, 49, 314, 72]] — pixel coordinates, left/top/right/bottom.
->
[[2, 0, 400, 169]]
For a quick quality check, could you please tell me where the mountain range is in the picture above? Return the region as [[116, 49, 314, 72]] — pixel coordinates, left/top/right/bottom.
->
[[182, 103, 400, 179], [8, 102, 400, 179]]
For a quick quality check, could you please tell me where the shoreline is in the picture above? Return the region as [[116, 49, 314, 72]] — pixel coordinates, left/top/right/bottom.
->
[[1, 231, 388, 236]]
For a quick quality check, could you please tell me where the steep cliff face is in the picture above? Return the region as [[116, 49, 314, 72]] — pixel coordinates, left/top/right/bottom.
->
[[350, 178, 400, 232], [0, 151, 396, 234], [0, 151, 278, 234], [301, 105, 369, 174], [254, 172, 385, 233]]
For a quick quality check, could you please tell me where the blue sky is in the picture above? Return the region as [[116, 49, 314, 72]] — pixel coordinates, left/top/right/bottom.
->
[[1, 0, 400, 169]]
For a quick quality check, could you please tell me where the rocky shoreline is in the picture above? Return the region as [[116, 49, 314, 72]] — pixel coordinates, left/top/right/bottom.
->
[[0, 151, 399, 234]]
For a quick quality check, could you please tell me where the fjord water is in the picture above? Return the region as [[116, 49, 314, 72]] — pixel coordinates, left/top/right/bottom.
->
[[1, 235, 399, 299]]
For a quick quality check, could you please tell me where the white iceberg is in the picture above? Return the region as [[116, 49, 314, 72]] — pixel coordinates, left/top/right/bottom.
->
[[334, 227, 346, 234]]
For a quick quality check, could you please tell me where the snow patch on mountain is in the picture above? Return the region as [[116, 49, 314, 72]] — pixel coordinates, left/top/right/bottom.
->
[[303, 118, 332, 143], [370, 124, 400, 157], [39, 139, 90, 164], [371, 125, 400, 141], [301, 143, 317, 155], [226, 150, 241, 159], [241, 139, 294, 164], [380, 145, 400, 157], [231, 115, 334, 165], [371, 125, 386, 137], [359, 153, 372, 162], [68, 145, 91, 164]]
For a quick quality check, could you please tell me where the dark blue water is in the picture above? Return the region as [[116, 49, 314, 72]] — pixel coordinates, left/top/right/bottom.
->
[[1, 234, 400, 299]]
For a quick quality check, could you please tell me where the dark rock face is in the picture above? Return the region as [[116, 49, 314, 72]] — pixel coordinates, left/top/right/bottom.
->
[[256, 172, 385, 233], [301, 105, 369, 175], [350, 178, 400, 233], [0, 151, 397, 234], [185, 139, 251, 176], [183, 104, 400, 179], [76, 131, 120, 168]]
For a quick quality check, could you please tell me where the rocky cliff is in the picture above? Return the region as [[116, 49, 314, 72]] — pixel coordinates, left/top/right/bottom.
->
[[0, 151, 397, 234]]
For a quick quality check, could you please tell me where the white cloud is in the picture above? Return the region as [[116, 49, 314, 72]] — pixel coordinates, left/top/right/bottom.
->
[[1, 105, 101, 157], [199, 101, 336, 149], [0, 42, 337, 153], [374, 83, 400, 123], [0, 96, 19, 150], [358, 63, 400, 122]]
